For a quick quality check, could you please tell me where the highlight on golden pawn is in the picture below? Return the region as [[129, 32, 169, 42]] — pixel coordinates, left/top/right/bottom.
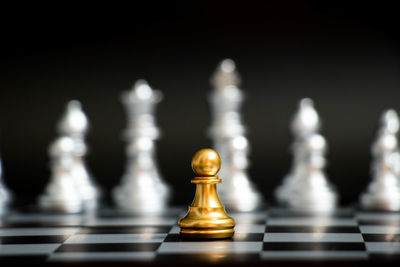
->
[[178, 148, 235, 239]]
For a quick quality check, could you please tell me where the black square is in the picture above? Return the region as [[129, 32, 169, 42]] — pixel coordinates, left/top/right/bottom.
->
[[163, 233, 264, 242], [0, 255, 48, 263], [362, 234, 400, 242], [0, 235, 70, 244], [77, 225, 172, 234], [164, 234, 233, 242]]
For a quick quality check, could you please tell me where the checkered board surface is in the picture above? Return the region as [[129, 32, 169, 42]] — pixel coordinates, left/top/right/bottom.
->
[[1, 207, 400, 264]]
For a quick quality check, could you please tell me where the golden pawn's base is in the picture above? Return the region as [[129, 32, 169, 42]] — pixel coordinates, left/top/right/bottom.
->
[[179, 208, 235, 239], [179, 178, 235, 239]]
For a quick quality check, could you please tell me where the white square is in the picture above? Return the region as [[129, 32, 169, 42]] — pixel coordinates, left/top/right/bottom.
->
[[65, 233, 167, 244], [49, 252, 156, 261], [0, 244, 60, 255], [359, 226, 400, 234], [158, 242, 262, 254], [0, 227, 79, 236], [267, 218, 357, 226], [263, 233, 363, 242], [365, 242, 400, 254]]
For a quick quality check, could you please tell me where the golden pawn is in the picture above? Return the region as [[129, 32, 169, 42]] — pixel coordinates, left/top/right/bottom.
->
[[179, 148, 235, 239]]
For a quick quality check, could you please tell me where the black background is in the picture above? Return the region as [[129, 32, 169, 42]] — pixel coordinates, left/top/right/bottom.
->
[[1, 1, 400, 207]]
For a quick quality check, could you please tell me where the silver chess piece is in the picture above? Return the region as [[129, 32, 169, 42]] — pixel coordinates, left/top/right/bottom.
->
[[39, 137, 85, 213], [39, 101, 100, 212], [58, 100, 88, 138], [275, 98, 337, 213], [58, 101, 100, 210], [0, 155, 12, 216], [360, 109, 400, 211], [113, 80, 170, 214], [208, 59, 263, 212]]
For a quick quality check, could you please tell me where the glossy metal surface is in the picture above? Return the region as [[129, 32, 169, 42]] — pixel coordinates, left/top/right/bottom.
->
[[39, 101, 100, 213], [57, 101, 88, 138], [360, 109, 400, 211], [275, 98, 338, 213], [179, 149, 235, 239], [208, 59, 263, 212], [113, 80, 170, 214], [0, 155, 12, 216], [39, 137, 86, 213], [191, 148, 221, 176]]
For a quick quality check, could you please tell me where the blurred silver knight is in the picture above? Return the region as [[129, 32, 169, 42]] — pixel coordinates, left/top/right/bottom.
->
[[39, 101, 100, 212], [208, 59, 263, 211], [275, 98, 337, 213], [360, 109, 400, 211], [113, 80, 170, 214], [0, 155, 12, 215]]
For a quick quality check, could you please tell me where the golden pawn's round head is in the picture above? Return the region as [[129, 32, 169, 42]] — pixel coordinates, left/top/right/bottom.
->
[[191, 148, 221, 177]]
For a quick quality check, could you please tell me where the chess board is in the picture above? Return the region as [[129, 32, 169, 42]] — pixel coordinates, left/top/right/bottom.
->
[[1, 207, 399, 265]]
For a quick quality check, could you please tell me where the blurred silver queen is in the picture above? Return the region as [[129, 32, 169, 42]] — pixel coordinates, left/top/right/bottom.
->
[[113, 80, 170, 214], [208, 59, 263, 212]]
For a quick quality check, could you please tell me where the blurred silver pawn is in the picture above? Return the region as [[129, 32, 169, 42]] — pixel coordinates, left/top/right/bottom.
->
[[360, 109, 400, 211], [208, 59, 263, 211], [58, 101, 100, 209], [39, 137, 85, 213], [39, 101, 99, 212], [275, 98, 337, 213], [0, 156, 12, 216], [113, 80, 170, 214], [275, 98, 320, 203]]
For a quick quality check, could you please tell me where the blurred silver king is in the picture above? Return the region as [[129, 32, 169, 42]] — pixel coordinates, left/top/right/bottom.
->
[[275, 98, 337, 213], [39, 101, 100, 213], [208, 59, 263, 212], [360, 109, 400, 211], [113, 80, 170, 214]]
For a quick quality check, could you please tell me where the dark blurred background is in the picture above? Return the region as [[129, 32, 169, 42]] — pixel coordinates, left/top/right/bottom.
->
[[1, 1, 400, 207]]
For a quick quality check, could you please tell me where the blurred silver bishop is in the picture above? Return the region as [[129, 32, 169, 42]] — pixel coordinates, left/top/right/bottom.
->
[[0, 155, 12, 216], [208, 59, 263, 211], [39, 101, 100, 212], [360, 109, 400, 211], [113, 80, 170, 214], [275, 98, 337, 213]]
